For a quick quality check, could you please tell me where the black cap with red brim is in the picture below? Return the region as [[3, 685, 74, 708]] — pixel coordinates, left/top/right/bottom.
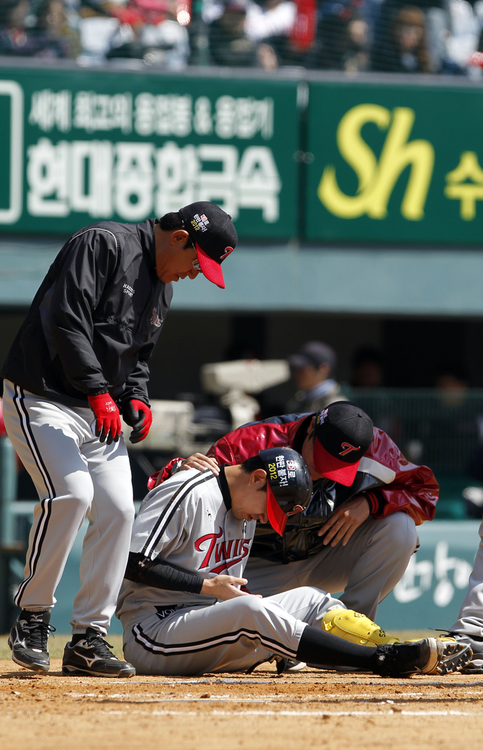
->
[[178, 201, 238, 289], [258, 448, 313, 536], [313, 402, 374, 487]]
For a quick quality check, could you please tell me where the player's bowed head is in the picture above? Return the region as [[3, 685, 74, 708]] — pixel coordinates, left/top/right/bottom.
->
[[201, 448, 312, 601], [229, 448, 313, 535]]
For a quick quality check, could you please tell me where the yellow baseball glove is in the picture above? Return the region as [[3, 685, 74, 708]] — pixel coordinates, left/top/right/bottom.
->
[[322, 608, 400, 646]]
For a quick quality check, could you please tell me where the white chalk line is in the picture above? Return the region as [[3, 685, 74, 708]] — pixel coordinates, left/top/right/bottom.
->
[[63, 690, 483, 703], [101, 708, 483, 717]]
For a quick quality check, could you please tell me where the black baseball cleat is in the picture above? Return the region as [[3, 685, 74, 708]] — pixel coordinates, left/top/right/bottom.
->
[[373, 637, 472, 677], [62, 628, 136, 677], [8, 609, 55, 674], [448, 633, 483, 673]]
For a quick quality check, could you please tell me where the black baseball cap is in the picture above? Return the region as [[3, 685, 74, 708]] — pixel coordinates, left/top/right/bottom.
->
[[178, 201, 237, 289], [289, 341, 336, 372], [313, 402, 374, 486], [258, 448, 312, 536]]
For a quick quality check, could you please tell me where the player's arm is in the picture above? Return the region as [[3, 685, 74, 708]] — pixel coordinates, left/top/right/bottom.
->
[[148, 429, 254, 489], [148, 453, 220, 489], [125, 552, 249, 600], [125, 552, 204, 593]]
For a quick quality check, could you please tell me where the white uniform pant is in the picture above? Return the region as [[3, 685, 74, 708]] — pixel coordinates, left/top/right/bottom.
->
[[245, 512, 418, 620], [122, 587, 343, 675], [3, 380, 135, 634], [450, 519, 483, 638]]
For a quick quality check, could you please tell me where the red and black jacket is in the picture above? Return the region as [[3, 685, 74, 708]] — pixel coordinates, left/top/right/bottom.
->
[[152, 412, 438, 563]]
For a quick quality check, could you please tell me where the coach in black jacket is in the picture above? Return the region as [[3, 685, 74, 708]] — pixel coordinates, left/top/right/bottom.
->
[[2, 201, 237, 678]]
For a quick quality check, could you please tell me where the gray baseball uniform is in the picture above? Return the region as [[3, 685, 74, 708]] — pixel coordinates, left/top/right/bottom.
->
[[3, 379, 134, 632], [117, 467, 343, 675]]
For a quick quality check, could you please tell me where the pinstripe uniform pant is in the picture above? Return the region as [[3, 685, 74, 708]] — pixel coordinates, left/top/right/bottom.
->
[[3, 379, 135, 634], [121, 586, 343, 676]]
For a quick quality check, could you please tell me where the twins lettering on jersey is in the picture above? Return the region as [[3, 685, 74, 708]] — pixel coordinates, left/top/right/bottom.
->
[[195, 528, 250, 574]]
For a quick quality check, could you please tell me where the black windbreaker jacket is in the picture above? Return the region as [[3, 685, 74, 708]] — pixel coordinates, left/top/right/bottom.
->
[[1, 219, 172, 408]]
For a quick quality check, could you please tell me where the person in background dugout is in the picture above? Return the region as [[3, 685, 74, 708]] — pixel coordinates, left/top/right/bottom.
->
[[286, 340, 348, 414], [2, 201, 237, 678]]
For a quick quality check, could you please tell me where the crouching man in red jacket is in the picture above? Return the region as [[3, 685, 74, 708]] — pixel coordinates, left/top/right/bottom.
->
[[149, 401, 438, 622]]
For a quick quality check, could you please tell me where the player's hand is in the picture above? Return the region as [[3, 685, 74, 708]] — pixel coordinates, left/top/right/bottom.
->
[[201, 575, 253, 600], [177, 453, 220, 476], [88, 393, 121, 445], [317, 495, 370, 547], [123, 399, 153, 444]]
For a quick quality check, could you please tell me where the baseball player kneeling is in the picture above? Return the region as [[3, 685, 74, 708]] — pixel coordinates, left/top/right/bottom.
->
[[117, 448, 471, 678]]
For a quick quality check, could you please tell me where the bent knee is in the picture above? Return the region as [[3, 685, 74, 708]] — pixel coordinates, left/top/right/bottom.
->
[[374, 512, 418, 554]]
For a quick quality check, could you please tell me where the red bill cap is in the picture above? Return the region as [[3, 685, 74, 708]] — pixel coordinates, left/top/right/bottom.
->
[[312, 402, 374, 487]]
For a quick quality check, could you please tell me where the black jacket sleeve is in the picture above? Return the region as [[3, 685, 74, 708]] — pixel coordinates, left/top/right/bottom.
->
[[45, 229, 119, 395]]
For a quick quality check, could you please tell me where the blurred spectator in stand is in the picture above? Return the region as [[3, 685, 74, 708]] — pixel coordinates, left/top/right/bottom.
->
[[343, 10, 371, 69], [440, 0, 482, 75], [105, 0, 190, 67], [33, 0, 82, 58], [372, 5, 430, 71], [372, 5, 429, 73], [243, 0, 296, 66], [286, 340, 347, 413], [469, 35, 483, 78], [350, 346, 384, 389], [372, 0, 483, 74], [207, 0, 259, 65], [0, 0, 75, 57], [300, 0, 370, 70]]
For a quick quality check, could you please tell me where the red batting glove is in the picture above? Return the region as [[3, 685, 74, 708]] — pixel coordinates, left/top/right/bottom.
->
[[87, 393, 121, 445], [123, 399, 153, 444]]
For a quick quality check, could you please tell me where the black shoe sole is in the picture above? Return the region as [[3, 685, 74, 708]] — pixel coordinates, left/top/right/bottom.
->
[[429, 641, 474, 675], [11, 651, 50, 674], [62, 664, 136, 677]]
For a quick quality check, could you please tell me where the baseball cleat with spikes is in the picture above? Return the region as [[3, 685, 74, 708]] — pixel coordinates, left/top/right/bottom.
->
[[62, 628, 136, 677], [8, 609, 55, 673], [373, 637, 473, 677]]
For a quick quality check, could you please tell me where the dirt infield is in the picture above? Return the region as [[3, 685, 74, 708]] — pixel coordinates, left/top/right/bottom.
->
[[2, 655, 483, 750]]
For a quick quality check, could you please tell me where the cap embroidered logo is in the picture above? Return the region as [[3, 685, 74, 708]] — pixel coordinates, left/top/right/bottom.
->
[[339, 442, 361, 456]]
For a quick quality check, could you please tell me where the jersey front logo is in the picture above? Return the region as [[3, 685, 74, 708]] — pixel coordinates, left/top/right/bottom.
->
[[195, 527, 250, 574]]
